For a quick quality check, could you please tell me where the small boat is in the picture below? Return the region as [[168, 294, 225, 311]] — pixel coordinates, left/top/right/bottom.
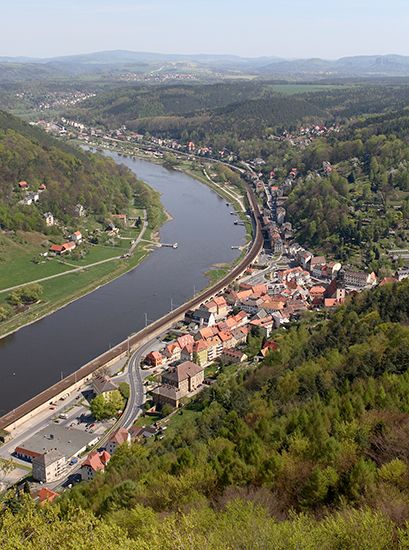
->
[[172, 243, 178, 249]]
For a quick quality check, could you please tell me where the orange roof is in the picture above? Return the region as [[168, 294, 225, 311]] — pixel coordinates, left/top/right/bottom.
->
[[147, 351, 163, 362], [38, 487, 59, 505], [324, 298, 338, 307], [194, 339, 209, 352], [166, 342, 181, 354], [236, 290, 253, 301], [109, 427, 129, 445], [73, 231, 82, 237], [50, 244, 63, 253], [177, 334, 194, 349], [379, 277, 397, 286], [18, 181, 29, 188], [218, 331, 233, 342], [199, 326, 217, 339], [62, 242, 76, 251], [82, 450, 111, 472], [213, 296, 227, 307], [204, 300, 218, 311], [310, 285, 326, 295]]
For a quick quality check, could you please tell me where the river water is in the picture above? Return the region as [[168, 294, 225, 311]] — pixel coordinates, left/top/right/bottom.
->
[[0, 154, 246, 415]]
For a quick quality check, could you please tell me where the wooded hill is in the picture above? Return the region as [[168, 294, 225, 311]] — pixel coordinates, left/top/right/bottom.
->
[[3, 281, 409, 548], [0, 110, 155, 233], [66, 81, 328, 139]]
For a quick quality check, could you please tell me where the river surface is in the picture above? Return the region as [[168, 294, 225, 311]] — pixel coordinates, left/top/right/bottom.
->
[[0, 154, 246, 415]]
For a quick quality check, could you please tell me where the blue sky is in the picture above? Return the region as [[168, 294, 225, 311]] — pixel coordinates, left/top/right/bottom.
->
[[2, 0, 409, 59]]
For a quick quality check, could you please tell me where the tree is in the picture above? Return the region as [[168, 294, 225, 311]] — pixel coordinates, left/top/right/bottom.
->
[[7, 283, 43, 306], [90, 390, 125, 420]]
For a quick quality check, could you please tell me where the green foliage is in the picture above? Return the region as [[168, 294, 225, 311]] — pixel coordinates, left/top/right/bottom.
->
[[118, 382, 130, 401], [0, 110, 158, 233], [90, 390, 125, 420], [7, 283, 43, 305]]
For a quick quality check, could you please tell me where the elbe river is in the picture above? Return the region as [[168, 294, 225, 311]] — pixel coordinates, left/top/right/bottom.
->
[[0, 153, 246, 415]]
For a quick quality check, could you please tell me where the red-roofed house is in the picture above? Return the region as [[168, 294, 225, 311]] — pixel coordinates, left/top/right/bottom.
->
[[50, 244, 64, 255], [164, 342, 182, 363], [105, 427, 130, 455], [145, 351, 164, 367], [37, 487, 59, 506], [62, 242, 76, 253], [71, 231, 82, 244], [80, 450, 111, 481], [18, 181, 29, 189], [177, 334, 194, 349], [260, 341, 279, 358]]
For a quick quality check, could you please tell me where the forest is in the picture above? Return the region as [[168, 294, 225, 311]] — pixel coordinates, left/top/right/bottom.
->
[[3, 281, 409, 547], [0, 110, 157, 233]]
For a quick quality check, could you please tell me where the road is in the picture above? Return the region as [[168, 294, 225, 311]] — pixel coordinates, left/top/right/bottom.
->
[[121, 340, 157, 429], [0, 210, 148, 295]]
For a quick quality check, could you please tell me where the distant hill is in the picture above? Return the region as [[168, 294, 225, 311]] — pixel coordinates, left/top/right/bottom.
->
[[2, 51, 409, 82]]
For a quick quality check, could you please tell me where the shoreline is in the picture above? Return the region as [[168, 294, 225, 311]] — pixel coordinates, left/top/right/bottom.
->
[[0, 147, 248, 341]]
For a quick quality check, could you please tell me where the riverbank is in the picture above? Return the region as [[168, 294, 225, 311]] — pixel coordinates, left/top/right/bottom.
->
[[0, 180, 165, 340], [84, 139, 254, 284]]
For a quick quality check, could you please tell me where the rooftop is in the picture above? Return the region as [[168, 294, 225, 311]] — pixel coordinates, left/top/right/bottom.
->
[[16, 424, 98, 460]]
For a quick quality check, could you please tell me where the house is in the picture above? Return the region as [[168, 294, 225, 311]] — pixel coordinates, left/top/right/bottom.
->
[[193, 340, 210, 366], [80, 450, 110, 481], [213, 296, 229, 318], [343, 269, 377, 288], [151, 384, 185, 408], [18, 181, 29, 189], [50, 244, 64, 255], [38, 183, 47, 192], [21, 192, 39, 206], [309, 285, 326, 303], [36, 487, 59, 506], [164, 342, 182, 363], [105, 427, 130, 455], [71, 231, 82, 244], [161, 361, 204, 394], [231, 327, 248, 345], [206, 335, 223, 361], [218, 331, 236, 349], [249, 316, 274, 338], [44, 212, 54, 227], [74, 204, 86, 217], [145, 350, 164, 367], [310, 256, 326, 276], [63, 241, 76, 253], [176, 334, 194, 350], [379, 277, 398, 286], [181, 343, 194, 362], [221, 349, 248, 365], [297, 250, 314, 270], [32, 450, 66, 483], [396, 268, 409, 281], [92, 372, 118, 396], [260, 341, 279, 358], [191, 308, 216, 327]]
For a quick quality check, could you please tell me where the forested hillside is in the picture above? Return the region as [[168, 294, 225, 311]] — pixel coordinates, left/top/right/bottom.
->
[[68, 81, 266, 126], [285, 107, 409, 271], [4, 282, 409, 547], [0, 110, 148, 232]]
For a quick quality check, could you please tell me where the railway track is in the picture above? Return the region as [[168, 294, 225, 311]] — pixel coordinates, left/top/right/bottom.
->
[[0, 186, 263, 431]]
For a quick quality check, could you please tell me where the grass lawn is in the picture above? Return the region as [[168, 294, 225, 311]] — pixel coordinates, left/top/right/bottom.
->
[[0, 233, 72, 290], [163, 408, 200, 438], [205, 267, 230, 285]]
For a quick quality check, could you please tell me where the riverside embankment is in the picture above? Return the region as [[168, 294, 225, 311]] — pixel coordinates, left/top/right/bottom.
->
[[0, 155, 249, 419]]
